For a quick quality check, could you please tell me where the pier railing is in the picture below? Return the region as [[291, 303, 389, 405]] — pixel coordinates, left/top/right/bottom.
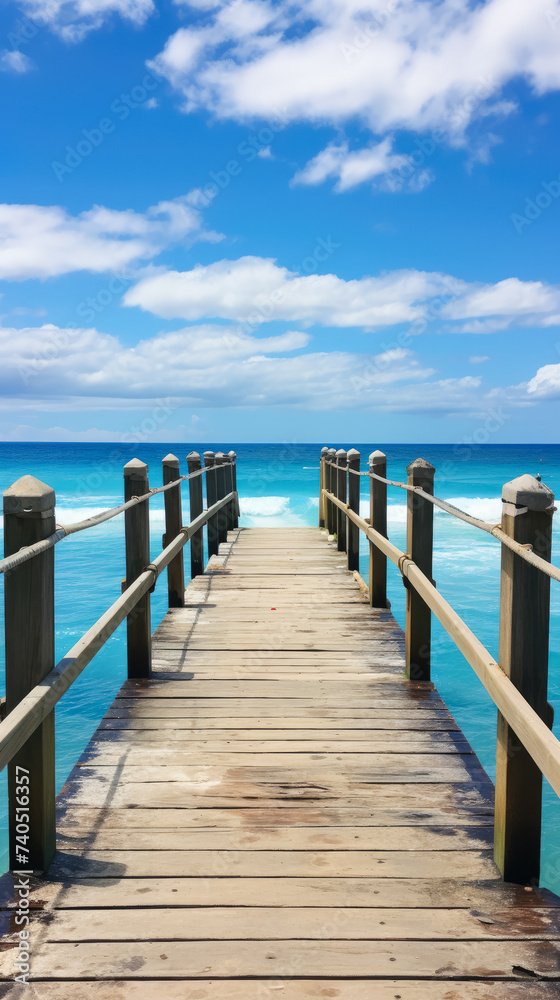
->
[[320, 446, 560, 888], [0, 450, 238, 872]]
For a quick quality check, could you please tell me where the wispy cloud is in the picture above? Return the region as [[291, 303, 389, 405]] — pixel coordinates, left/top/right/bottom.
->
[[0, 50, 34, 73], [19, 0, 154, 41]]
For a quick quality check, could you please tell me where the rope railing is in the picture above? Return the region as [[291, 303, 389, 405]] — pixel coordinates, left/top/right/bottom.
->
[[325, 457, 560, 584], [0, 448, 238, 872], [0, 461, 235, 577], [320, 445, 556, 887], [0, 491, 235, 774], [325, 486, 560, 801]]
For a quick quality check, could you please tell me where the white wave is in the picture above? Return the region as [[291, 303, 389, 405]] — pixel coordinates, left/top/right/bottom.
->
[[437, 496, 502, 523], [358, 496, 503, 526], [239, 496, 290, 517], [54, 505, 166, 526], [56, 506, 117, 522]]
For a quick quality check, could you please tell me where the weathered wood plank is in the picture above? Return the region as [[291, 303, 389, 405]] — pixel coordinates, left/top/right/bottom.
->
[[54, 805, 494, 830], [47, 848, 497, 879], [57, 777, 495, 809], [0, 981, 556, 999], [3, 875, 555, 910], [76, 748, 476, 766], [6, 939, 560, 980], [15, 906, 560, 942], [55, 825, 494, 851]]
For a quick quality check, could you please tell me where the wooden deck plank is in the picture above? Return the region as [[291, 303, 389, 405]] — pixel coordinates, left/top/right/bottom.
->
[[0, 982, 556, 999], [1, 525, 558, 992], [13, 939, 560, 979]]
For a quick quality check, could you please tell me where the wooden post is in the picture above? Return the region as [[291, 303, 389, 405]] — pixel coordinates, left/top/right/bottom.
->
[[215, 452, 227, 545], [405, 458, 435, 682], [4, 476, 56, 871], [204, 451, 218, 558], [162, 454, 184, 608], [223, 453, 234, 533], [494, 474, 554, 885], [228, 451, 238, 529], [187, 451, 204, 579], [336, 449, 347, 552], [124, 459, 151, 679], [326, 448, 336, 536], [347, 448, 360, 572], [369, 450, 387, 608], [319, 447, 328, 528]]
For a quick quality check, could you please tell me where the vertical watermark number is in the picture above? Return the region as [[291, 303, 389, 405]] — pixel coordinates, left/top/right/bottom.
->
[[13, 765, 32, 984]]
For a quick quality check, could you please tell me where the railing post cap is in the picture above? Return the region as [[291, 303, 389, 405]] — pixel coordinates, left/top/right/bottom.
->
[[502, 474, 555, 511], [407, 457, 435, 477], [124, 458, 148, 478], [3, 475, 55, 514], [327, 447, 336, 456], [335, 448, 347, 458], [162, 453, 180, 468], [228, 450, 237, 459], [321, 446, 329, 456], [347, 448, 360, 460], [215, 451, 226, 462], [186, 450, 201, 459], [369, 449, 386, 465]]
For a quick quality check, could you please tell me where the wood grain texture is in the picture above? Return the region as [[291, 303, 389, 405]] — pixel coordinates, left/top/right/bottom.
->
[[1, 525, 558, 992]]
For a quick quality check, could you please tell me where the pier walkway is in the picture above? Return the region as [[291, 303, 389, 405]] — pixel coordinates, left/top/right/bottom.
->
[[2, 525, 560, 997]]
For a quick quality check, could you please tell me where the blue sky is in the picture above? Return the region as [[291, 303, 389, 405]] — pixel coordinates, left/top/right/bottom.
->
[[1, 0, 560, 443]]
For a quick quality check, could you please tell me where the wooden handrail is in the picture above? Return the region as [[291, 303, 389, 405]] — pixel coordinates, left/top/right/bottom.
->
[[0, 491, 236, 775], [0, 461, 235, 577], [324, 488, 560, 798], [325, 458, 560, 583]]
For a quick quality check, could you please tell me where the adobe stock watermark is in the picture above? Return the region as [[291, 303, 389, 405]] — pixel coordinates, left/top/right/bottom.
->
[[511, 173, 560, 235], [188, 109, 292, 209], [5, 0, 58, 53], [12, 765, 32, 985], [340, 1, 399, 62], [51, 72, 160, 182], [73, 398, 181, 498], [18, 265, 137, 386], [233, 234, 340, 337], [350, 274, 464, 396], [383, 75, 497, 192]]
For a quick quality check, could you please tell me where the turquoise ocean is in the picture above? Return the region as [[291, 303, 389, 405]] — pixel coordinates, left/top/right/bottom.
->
[[0, 442, 559, 890]]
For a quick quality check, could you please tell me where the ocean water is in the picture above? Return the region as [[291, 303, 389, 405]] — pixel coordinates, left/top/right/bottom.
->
[[0, 441, 559, 890]]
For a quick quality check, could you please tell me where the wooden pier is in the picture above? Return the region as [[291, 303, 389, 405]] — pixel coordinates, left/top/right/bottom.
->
[[1, 449, 560, 995]]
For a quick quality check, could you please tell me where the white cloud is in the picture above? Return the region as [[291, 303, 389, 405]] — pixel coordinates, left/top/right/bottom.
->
[[526, 364, 560, 400], [0, 194, 221, 281], [0, 50, 35, 73], [1, 321, 491, 414], [149, 0, 560, 141], [20, 0, 154, 41], [124, 256, 459, 328], [443, 278, 560, 331], [292, 138, 433, 193], [124, 255, 560, 335], [469, 355, 490, 364]]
